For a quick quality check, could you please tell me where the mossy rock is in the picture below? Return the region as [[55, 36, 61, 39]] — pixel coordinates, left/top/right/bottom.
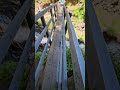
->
[[0, 61, 17, 81]]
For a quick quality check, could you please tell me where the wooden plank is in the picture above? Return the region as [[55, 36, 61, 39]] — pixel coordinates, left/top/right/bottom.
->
[[58, 33, 63, 90], [0, 0, 33, 64], [86, 0, 120, 90], [35, 3, 57, 22], [64, 5, 85, 90], [41, 4, 63, 90], [9, 25, 34, 90], [62, 9, 68, 90]]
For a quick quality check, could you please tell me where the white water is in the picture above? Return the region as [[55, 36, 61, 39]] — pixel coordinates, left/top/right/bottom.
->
[[35, 32, 85, 50]]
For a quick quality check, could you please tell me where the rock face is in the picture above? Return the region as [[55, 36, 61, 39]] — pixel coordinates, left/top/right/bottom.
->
[[0, 0, 30, 43], [92, 0, 120, 42]]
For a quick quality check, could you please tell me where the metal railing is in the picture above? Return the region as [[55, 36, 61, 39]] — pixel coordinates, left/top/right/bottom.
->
[[86, 0, 120, 90], [0, 0, 34, 90]]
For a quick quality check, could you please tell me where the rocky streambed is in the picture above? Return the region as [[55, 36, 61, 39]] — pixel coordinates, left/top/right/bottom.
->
[[103, 32, 120, 83]]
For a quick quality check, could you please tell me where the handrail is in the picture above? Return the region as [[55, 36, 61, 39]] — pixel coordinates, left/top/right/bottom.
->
[[35, 25, 54, 87], [35, 3, 57, 22], [9, 25, 34, 90], [86, 0, 120, 89], [35, 3, 57, 87], [0, 0, 33, 64], [61, 9, 68, 90], [35, 12, 56, 52], [64, 5, 85, 90]]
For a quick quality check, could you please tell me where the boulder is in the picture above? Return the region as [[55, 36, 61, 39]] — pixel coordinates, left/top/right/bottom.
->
[[0, 0, 30, 43], [93, 0, 120, 42]]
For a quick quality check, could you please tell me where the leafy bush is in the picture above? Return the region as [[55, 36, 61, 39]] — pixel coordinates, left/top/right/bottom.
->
[[73, 2, 85, 22], [19, 64, 30, 90], [112, 60, 120, 84], [35, 51, 48, 65], [66, 47, 85, 77], [37, 19, 42, 26], [0, 61, 17, 81], [35, 51, 42, 63], [110, 53, 120, 84], [66, 48, 73, 77]]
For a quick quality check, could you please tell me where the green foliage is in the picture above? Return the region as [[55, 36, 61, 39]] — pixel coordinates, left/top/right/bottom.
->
[[0, 61, 17, 81], [66, 48, 73, 77], [0, 61, 33, 90], [73, 2, 85, 22], [112, 60, 120, 84], [107, 19, 120, 36], [66, 47, 85, 77], [35, 51, 42, 63], [110, 53, 120, 84], [19, 64, 30, 90], [37, 19, 42, 26], [35, 51, 48, 65], [81, 48, 85, 59]]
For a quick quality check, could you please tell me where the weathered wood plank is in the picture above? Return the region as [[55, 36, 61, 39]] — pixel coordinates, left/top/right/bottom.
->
[[64, 5, 85, 90], [0, 0, 33, 64], [41, 4, 63, 90], [86, 0, 120, 90], [58, 33, 62, 90], [62, 9, 68, 90]]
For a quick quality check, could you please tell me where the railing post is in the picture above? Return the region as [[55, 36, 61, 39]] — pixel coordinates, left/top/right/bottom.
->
[[62, 9, 68, 90], [41, 16, 49, 37], [50, 8, 55, 30], [20, 0, 34, 29], [65, 12, 72, 34], [54, 5, 57, 20]]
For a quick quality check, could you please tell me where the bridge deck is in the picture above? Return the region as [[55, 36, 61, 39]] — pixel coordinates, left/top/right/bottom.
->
[[41, 4, 63, 90], [35, 2, 85, 90]]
